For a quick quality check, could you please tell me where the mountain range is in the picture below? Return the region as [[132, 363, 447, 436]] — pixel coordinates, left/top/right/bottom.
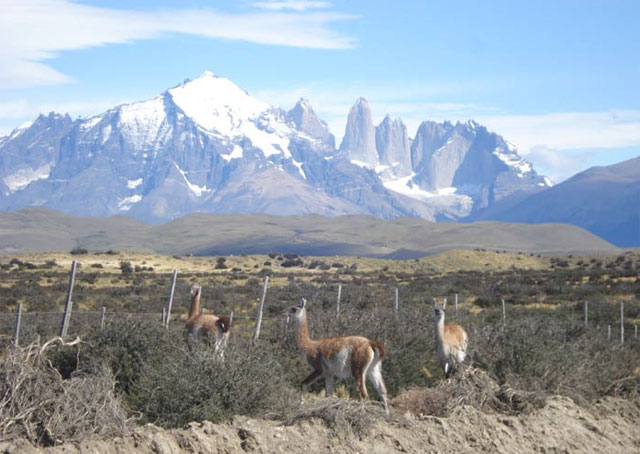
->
[[468, 156, 640, 247], [0, 72, 548, 223], [0, 71, 636, 247]]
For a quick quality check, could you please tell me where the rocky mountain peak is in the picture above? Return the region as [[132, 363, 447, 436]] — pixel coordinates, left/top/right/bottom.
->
[[167, 71, 269, 134], [375, 115, 411, 176], [288, 98, 335, 148], [339, 97, 378, 168]]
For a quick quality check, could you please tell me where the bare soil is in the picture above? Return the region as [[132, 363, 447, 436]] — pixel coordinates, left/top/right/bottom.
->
[[3, 396, 638, 454]]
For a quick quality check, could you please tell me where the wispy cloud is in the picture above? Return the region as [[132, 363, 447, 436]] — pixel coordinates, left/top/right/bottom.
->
[[524, 146, 597, 183], [252, 1, 331, 11], [0, 0, 356, 89]]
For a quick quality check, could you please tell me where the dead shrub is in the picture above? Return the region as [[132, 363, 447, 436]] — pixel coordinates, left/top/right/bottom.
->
[[0, 337, 129, 446], [287, 397, 390, 439], [393, 368, 545, 417]]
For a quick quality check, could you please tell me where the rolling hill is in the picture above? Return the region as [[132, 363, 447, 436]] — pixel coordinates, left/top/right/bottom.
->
[[0, 207, 616, 257], [468, 156, 640, 247]]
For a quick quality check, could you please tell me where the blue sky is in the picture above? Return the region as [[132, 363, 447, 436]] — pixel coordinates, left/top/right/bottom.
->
[[1, 0, 639, 182]]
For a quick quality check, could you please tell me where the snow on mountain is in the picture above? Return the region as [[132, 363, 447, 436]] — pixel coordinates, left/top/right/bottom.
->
[[168, 71, 268, 135], [0, 71, 552, 224], [3, 164, 52, 193]]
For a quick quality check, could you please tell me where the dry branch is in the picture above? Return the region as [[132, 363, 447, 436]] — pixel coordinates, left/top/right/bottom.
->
[[0, 336, 129, 446]]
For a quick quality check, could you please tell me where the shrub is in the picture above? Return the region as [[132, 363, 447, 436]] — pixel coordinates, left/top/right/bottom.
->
[[281, 258, 303, 268], [70, 247, 88, 255], [0, 338, 128, 446], [129, 341, 297, 427], [119, 261, 133, 274]]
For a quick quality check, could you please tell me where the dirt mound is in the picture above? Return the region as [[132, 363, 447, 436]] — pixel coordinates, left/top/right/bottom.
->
[[2, 396, 639, 454]]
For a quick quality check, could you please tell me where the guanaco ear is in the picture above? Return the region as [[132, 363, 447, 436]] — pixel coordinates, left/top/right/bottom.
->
[[432, 298, 437, 309], [300, 298, 307, 309], [443, 298, 447, 311]]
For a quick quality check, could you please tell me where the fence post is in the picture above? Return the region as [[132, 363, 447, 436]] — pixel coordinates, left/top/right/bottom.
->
[[13, 303, 22, 347], [620, 302, 624, 346], [60, 260, 77, 338], [336, 284, 342, 318], [252, 276, 269, 345], [501, 299, 506, 323], [584, 300, 588, 328], [635, 324, 638, 340], [100, 307, 106, 330], [229, 311, 234, 329], [394, 287, 399, 316], [161, 306, 166, 324], [607, 324, 611, 341], [165, 269, 178, 328], [455, 293, 458, 319]]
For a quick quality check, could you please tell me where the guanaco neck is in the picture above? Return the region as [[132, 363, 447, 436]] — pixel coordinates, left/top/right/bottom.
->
[[188, 290, 201, 319], [435, 315, 446, 347], [296, 311, 317, 355]]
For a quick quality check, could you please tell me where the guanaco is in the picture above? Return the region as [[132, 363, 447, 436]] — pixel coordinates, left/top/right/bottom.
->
[[433, 298, 468, 378], [287, 298, 389, 413], [185, 284, 230, 357]]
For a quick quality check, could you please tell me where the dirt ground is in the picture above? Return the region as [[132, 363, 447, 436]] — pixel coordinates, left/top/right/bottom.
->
[[2, 395, 639, 454]]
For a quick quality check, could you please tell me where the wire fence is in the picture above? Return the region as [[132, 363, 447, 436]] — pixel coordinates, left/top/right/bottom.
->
[[1, 261, 638, 349]]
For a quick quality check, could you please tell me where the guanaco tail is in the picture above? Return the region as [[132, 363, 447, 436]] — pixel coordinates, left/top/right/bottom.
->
[[185, 284, 230, 357], [287, 298, 389, 413], [433, 298, 468, 378]]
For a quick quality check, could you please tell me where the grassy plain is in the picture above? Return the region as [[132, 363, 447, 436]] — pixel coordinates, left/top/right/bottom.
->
[[0, 248, 639, 447]]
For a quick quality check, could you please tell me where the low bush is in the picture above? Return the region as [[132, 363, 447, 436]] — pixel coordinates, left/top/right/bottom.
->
[[0, 338, 128, 446]]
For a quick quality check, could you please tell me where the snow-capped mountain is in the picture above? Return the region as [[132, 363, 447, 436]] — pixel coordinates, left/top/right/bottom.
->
[[0, 71, 549, 223]]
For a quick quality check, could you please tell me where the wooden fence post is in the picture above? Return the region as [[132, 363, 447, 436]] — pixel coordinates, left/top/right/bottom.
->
[[394, 287, 399, 316], [100, 307, 106, 331], [455, 293, 458, 319], [584, 300, 588, 328], [252, 276, 269, 345], [620, 302, 624, 346], [501, 299, 506, 323], [60, 261, 77, 338], [165, 269, 178, 328], [13, 303, 22, 347], [336, 284, 342, 318]]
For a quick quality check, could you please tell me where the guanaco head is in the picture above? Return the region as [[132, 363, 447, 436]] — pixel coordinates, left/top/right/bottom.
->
[[216, 315, 231, 333], [191, 283, 202, 298], [287, 298, 307, 323], [433, 298, 446, 324]]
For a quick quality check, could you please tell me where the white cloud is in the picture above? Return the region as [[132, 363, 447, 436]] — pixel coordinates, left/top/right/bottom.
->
[[524, 146, 597, 183], [0, 0, 356, 89], [252, 1, 331, 11], [476, 110, 640, 153]]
